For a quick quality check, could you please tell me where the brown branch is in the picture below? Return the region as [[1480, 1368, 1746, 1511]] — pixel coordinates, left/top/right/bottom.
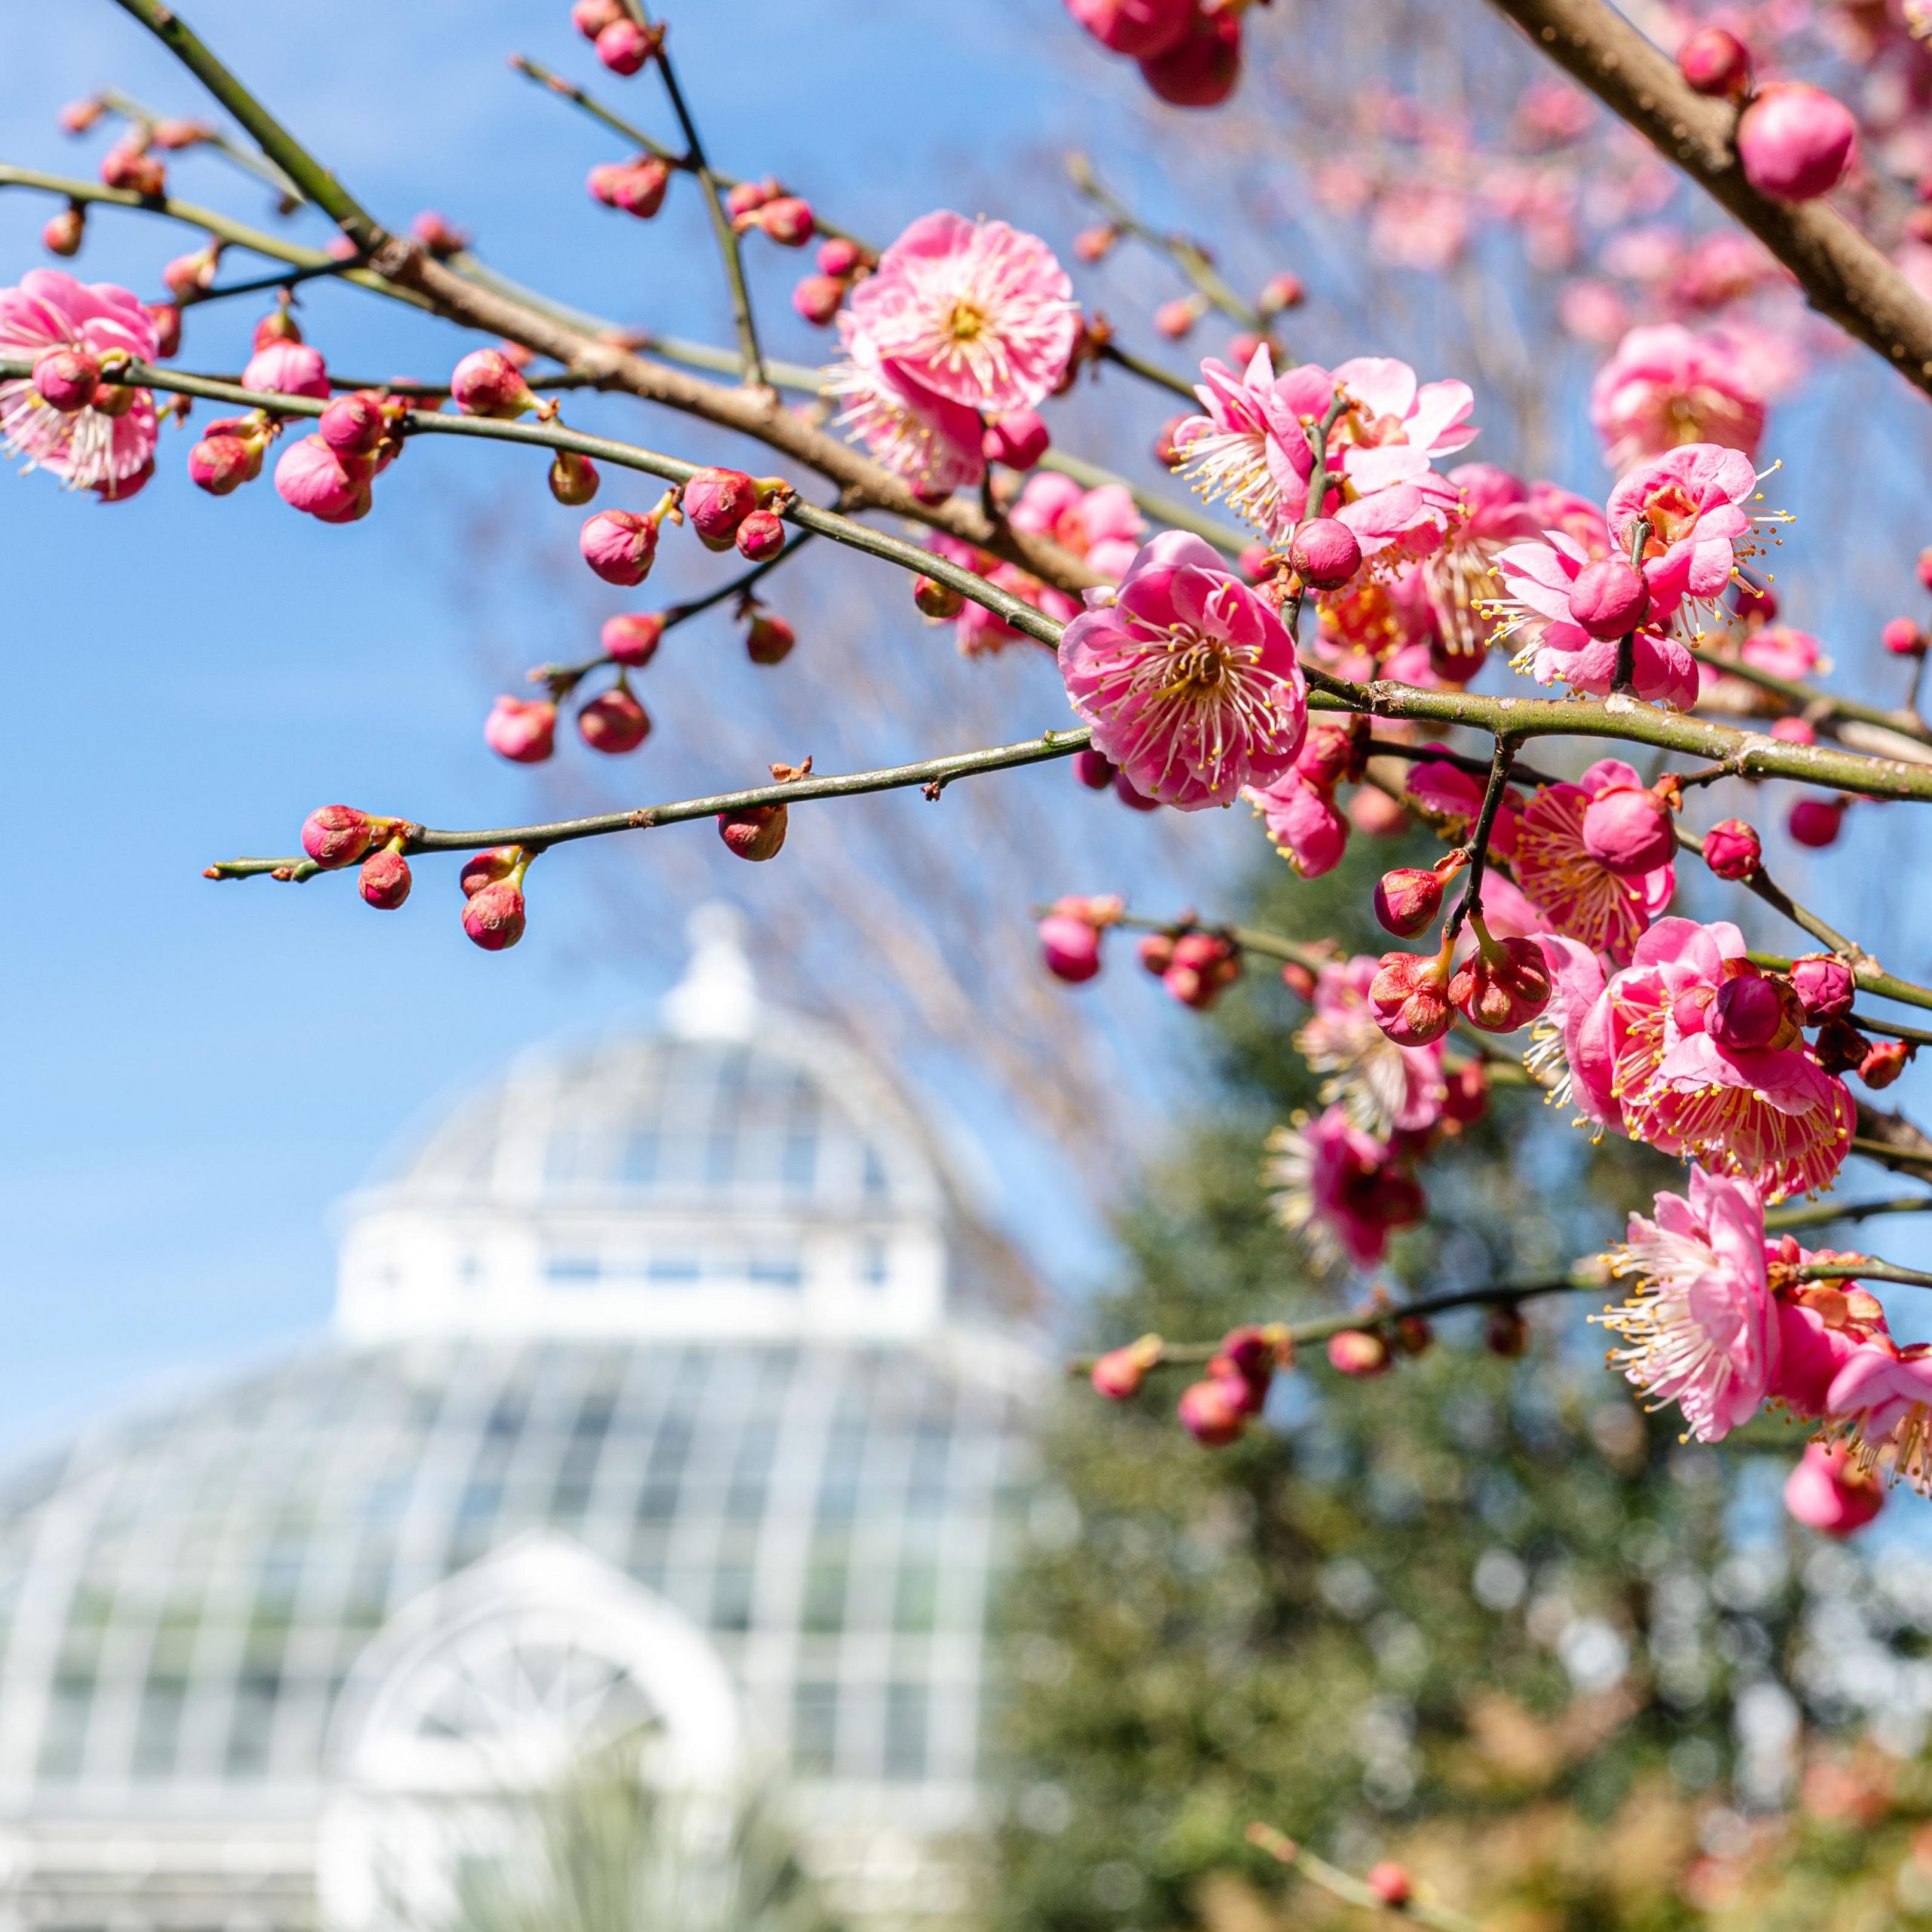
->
[[1487, 0, 1932, 399]]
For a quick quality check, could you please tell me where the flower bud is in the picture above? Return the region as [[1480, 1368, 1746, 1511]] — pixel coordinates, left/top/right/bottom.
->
[[1287, 517, 1362, 591], [42, 205, 85, 257], [601, 611, 664, 666], [317, 389, 386, 457], [358, 847, 412, 910], [1237, 544, 1275, 585], [1702, 817, 1761, 880], [572, 0, 625, 35], [1708, 972, 1791, 1052], [549, 448, 599, 506], [791, 274, 845, 326], [1812, 1015, 1869, 1075], [1443, 1059, 1490, 1126], [914, 574, 966, 620], [1580, 784, 1674, 876], [1038, 912, 1103, 983], [485, 695, 557, 764], [451, 347, 535, 420], [1258, 271, 1305, 312], [1770, 716, 1816, 746], [817, 237, 863, 277], [1372, 867, 1444, 938], [1162, 931, 1241, 1009], [1676, 26, 1751, 100], [1091, 1334, 1162, 1401], [1137, 933, 1176, 977], [1366, 1863, 1412, 1908], [32, 346, 100, 413], [274, 435, 372, 522], [1153, 297, 1201, 340], [1790, 953, 1856, 1023], [1326, 1330, 1392, 1378], [100, 143, 166, 197], [1281, 960, 1317, 1002], [718, 804, 788, 862], [188, 432, 260, 495], [1153, 414, 1189, 469], [1064, 0, 1193, 57], [595, 17, 656, 73], [983, 409, 1051, 471], [589, 157, 671, 219], [1737, 82, 1857, 202], [1177, 1377, 1248, 1447], [577, 685, 651, 755], [726, 179, 774, 218], [1788, 795, 1847, 848], [1075, 747, 1116, 790], [1732, 574, 1777, 626], [460, 848, 519, 899], [463, 880, 527, 951], [746, 611, 796, 665], [1784, 1440, 1884, 1537], [301, 804, 384, 869], [735, 509, 787, 561], [1370, 949, 1453, 1047], [1447, 935, 1552, 1032], [1484, 1301, 1528, 1357], [58, 97, 104, 135], [1115, 771, 1161, 812], [684, 467, 758, 541], [740, 196, 814, 246], [1920, 548, 1932, 596], [1883, 617, 1925, 657], [580, 508, 659, 586], [1860, 1038, 1912, 1089], [1137, 6, 1243, 108], [1393, 1313, 1433, 1356], [1566, 558, 1651, 640]]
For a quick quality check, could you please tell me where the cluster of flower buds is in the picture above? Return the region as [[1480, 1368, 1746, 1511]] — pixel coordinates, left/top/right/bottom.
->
[[792, 235, 872, 327], [1675, 27, 1855, 203], [460, 846, 534, 951], [1036, 895, 1126, 983], [570, 0, 664, 75], [589, 155, 672, 221], [1176, 1325, 1290, 1447], [718, 758, 810, 863], [1371, 915, 1551, 1047], [727, 178, 816, 248], [99, 135, 166, 198], [1141, 928, 1242, 1008], [683, 466, 792, 561], [275, 386, 405, 525], [1060, 0, 1245, 109]]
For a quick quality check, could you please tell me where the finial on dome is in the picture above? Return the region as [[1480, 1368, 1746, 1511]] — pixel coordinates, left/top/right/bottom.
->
[[662, 902, 758, 1041]]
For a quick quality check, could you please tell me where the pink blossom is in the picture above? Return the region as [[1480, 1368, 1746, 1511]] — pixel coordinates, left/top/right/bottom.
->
[[273, 435, 372, 522], [0, 268, 158, 497], [1294, 955, 1448, 1137], [1370, 183, 1470, 272], [1783, 1441, 1884, 1536], [1404, 752, 1521, 859], [1827, 1345, 1932, 1495], [1596, 1166, 1777, 1442], [828, 320, 985, 494], [1607, 442, 1764, 623], [1513, 758, 1675, 964], [1740, 623, 1823, 681], [1057, 532, 1308, 808], [1247, 767, 1349, 878], [1263, 1104, 1423, 1272], [839, 211, 1076, 414], [1422, 461, 1540, 669], [241, 338, 331, 401], [1589, 324, 1767, 471]]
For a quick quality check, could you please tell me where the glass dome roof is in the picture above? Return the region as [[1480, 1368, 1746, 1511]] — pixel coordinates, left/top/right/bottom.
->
[[0, 1336, 1037, 1812]]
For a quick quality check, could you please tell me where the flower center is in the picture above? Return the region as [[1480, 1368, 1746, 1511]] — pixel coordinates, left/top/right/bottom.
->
[[1161, 642, 1226, 697], [946, 299, 988, 343], [1639, 480, 1700, 549]]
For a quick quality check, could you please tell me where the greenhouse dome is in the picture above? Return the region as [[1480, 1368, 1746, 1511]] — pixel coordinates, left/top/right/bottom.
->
[[0, 910, 1047, 1932]]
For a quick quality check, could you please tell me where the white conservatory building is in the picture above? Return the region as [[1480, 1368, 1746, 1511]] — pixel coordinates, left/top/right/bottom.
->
[[0, 912, 1048, 1931]]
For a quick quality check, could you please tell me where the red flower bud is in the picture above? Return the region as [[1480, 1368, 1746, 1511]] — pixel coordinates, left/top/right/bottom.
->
[[1115, 771, 1161, 811], [1884, 617, 1926, 657], [451, 348, 535, 420], [1370, 949, 1454, 1047], [1038, 912, 1104, 983], [1447, 934, 1552, 1032], [1281, 960, 1318, 1002], [1676, 26, 1751, 100], [1708, 973, 1793, 1052], [718, 804, 788, 862], [463, 881, 527, 951], [1373, 866, 1444, 938], [791, 274, 846, 326], [485, 695, 556, 764], [1137, 7, 1243, 109], [577, 685, 651, 755], [735, 509, 787, 561], [594, 17, 657, 74], [459, 848, 520, 899], [590, 156, 672, 219], [318, 390, 387, 457], [1788, 795, 1847, 848], [1162, 931, 1241, 1009], [1702, 817, 1761, 880], [1812, 1016, 1870, 1075], [1366, 1863, 1412, 1907], [741, 196, 815, 246], [580, 508, 659, 586], [1790, 953, 1856, 1023], [1153, 296, 1201, 340], [1581, 784, 1675, 876], [1287, 517, 1362, 591], [1091, 1334, 1162, 1401], [1738, 83, 1857, 203], [253, 307, 303, 349], [1484, 1301, 1529, 1357], [601, 611, 664, 667], [1566, 558, 1651, 640], [1732, 574, 1777, 626], [1326, 1330, 1392, 1378], [301, 804, 388, 870], [188, 432, 261, 495], [746, 611, 796, 665], [32, 346, 100, 413], [1393, 1313, 1433, 1356], [1137, 933, 1176, 976], [100, 143, 166, 197], [571, 0, 625, 37], [42, 206, 86, 257], [1073, 223, 1118, 263], [358, 847, 412, 910], [684, 467, 758, 542], [983, 409, 1051, 471], [914, 574, 966, 620], [1259, 272, 1305, 312], [1075, 747, 1116, 790], [1920, 547, 1932, 596], [58, 97, 105, 135], [818, 237, 863, 277], [726, 180, 773, 218], [1860, 1038, 1912, 1089], [1177, 1377, 1249, 1447]]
